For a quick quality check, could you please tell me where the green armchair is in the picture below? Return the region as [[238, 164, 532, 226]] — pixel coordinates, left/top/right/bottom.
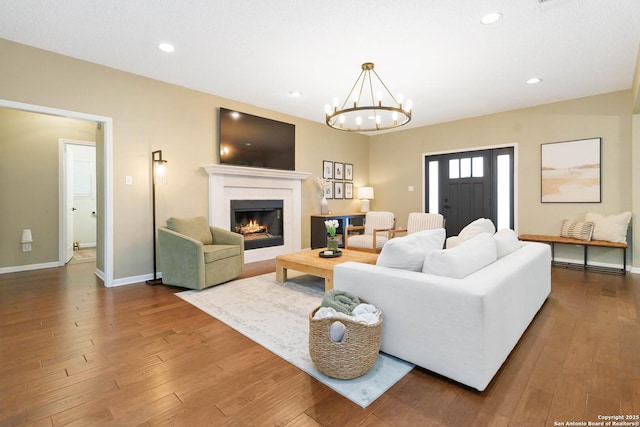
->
[[158, 216, 244, 290]]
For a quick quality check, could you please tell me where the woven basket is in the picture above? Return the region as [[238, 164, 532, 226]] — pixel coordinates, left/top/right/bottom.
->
[[308, 306, 382, 379]]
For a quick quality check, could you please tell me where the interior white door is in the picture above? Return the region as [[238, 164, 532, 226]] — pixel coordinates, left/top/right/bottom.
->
[[64, 145, 74, 263]]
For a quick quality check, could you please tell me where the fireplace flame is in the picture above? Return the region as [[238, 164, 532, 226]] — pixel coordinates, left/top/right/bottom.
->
[[239, 219, 268, 235]]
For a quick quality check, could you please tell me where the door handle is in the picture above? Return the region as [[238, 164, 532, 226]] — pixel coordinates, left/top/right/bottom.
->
[[72, 207, 77, 211]]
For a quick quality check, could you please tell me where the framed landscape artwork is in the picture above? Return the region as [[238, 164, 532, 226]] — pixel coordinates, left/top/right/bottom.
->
[[540, 137, 601, 203]]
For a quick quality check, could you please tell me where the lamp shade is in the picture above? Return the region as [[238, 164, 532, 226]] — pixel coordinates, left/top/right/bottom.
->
[[357, 187, 374, 200]]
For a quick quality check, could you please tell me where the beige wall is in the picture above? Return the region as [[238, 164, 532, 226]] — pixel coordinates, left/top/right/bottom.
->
[[369, 90, 634, 266], [0, 108, 96, 267], [0, 39, 369, 280], [1, 37, 637, 277]]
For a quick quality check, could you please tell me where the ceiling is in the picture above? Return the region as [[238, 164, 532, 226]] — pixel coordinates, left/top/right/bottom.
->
[[1, 0, 640, 132]]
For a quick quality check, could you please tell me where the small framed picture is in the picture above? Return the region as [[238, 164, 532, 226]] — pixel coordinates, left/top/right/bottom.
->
[[334, 162, 344, 180], [334, 181, 344, 199], [345, 182, 353, 199], [323, 160, 333, 179], [344, 163, 353, 181], [324, 181, 333, 199]]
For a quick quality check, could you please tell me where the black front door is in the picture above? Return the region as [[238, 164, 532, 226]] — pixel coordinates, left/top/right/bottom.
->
[[425, 147, 514, 237]]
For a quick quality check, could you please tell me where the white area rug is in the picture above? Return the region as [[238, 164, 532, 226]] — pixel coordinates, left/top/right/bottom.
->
[[176, 272, 414, 408]]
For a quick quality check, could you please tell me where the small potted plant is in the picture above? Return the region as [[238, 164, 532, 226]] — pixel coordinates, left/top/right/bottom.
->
[[324, 219, 340, 253]]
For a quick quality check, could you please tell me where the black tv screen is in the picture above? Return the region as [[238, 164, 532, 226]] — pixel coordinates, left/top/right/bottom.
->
[[219, 107, 295, 171]]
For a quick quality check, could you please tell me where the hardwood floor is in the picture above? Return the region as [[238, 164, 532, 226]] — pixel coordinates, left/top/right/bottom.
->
[[1, 261, 639, 426]]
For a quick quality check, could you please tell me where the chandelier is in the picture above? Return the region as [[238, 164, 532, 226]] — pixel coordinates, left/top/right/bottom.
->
[[325, 62, 412, 132]]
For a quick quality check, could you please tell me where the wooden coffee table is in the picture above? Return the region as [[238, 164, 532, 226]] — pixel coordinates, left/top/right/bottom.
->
[[275, 248, 378, 291]]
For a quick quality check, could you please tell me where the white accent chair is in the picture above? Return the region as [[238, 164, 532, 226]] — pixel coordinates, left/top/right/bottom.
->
[[389, 212, 445, 239], [345, 211, 396, 253]]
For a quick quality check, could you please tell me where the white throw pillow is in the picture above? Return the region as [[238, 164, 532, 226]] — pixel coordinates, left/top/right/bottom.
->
[[448, 218, 496, 248], [584, 211, 631, 243], [493, 228, 522, 258], [422, 233, 497, 279], [377, 228, 446, 271]]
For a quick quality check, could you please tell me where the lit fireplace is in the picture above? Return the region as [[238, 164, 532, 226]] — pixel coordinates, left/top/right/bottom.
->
[[230, 199, 284, 250]]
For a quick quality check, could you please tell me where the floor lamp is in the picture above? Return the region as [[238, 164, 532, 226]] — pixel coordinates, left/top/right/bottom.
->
[[147, 150, 167, 285]]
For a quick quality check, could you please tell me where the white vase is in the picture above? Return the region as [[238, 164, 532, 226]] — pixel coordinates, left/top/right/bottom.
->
[[321, 196, 329, 214]]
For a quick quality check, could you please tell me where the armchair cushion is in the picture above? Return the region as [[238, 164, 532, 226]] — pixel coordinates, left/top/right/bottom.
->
[[166, 216, 213, 245], [204, 245, 242, 263]]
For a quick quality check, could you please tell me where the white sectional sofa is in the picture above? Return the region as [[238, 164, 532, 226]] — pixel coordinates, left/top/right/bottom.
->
[[333, 229, 551, 391]]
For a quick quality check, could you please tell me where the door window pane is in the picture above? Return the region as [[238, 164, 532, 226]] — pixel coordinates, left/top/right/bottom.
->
[[472, 157, 484, 177], [429, 160, 439, 213], [449, 159, 459, 179], [497, 154, 511, 229], [460, 158, 471, 178]]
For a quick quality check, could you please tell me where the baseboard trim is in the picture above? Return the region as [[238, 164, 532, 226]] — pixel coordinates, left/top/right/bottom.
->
[[553, 257, 633, 274], [108, 272, 163, 288], [0, 261, 60, 274]]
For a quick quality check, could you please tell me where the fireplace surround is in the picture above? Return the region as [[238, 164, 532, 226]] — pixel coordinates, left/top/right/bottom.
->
[[203, 164, 310, 263]]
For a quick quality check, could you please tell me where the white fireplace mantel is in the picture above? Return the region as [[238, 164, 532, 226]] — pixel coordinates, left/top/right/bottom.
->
[[203, 164, 311, 263]]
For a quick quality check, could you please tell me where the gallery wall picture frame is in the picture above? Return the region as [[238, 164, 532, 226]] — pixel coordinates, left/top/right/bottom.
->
[[344, 163, 353, 180], [323, 160, 333, 179], [540, 137, 601, 203], [334, 181, 344, 199], [334, 162, 344, 180], [324, 181, 333, 199], [345, 182, 353, 199]]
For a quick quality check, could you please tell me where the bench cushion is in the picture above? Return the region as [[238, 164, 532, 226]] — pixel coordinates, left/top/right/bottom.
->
[[560, 219, 594, 241], [585, 211, 631, 243]]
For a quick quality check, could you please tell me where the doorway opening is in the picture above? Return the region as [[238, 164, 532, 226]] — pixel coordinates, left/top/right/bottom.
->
[[1, 98, 114, 286], [61, 140, 97, 264]]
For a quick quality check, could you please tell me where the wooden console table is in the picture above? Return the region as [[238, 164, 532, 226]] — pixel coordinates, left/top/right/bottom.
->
[[311, 213, 365, 249]]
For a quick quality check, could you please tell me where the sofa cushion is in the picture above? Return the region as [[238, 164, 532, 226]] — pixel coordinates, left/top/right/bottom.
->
[[422, 233, 497, 279], [559, 219, 594, 241], [584, 211, 631, 243], [166, 216, 213, 245], [494, 228, 522, 258], [448, 218, 496, 248], [377, 228, 446, 271], [204, 245, 241, 263]]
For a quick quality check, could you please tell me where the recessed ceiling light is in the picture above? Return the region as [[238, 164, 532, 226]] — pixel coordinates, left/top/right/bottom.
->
[[289, 91, 302, 97], [158, 42, 175, 53], [481, 12, 503, 25], [526, 77, 543, 85]]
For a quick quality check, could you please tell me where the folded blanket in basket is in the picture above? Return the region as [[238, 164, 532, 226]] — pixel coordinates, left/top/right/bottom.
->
[[321, 289, 360, 314], [313, 304, 381, 325]]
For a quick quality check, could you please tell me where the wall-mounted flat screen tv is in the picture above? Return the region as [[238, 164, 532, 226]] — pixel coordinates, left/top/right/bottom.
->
[[219, 107, 295, 171]]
